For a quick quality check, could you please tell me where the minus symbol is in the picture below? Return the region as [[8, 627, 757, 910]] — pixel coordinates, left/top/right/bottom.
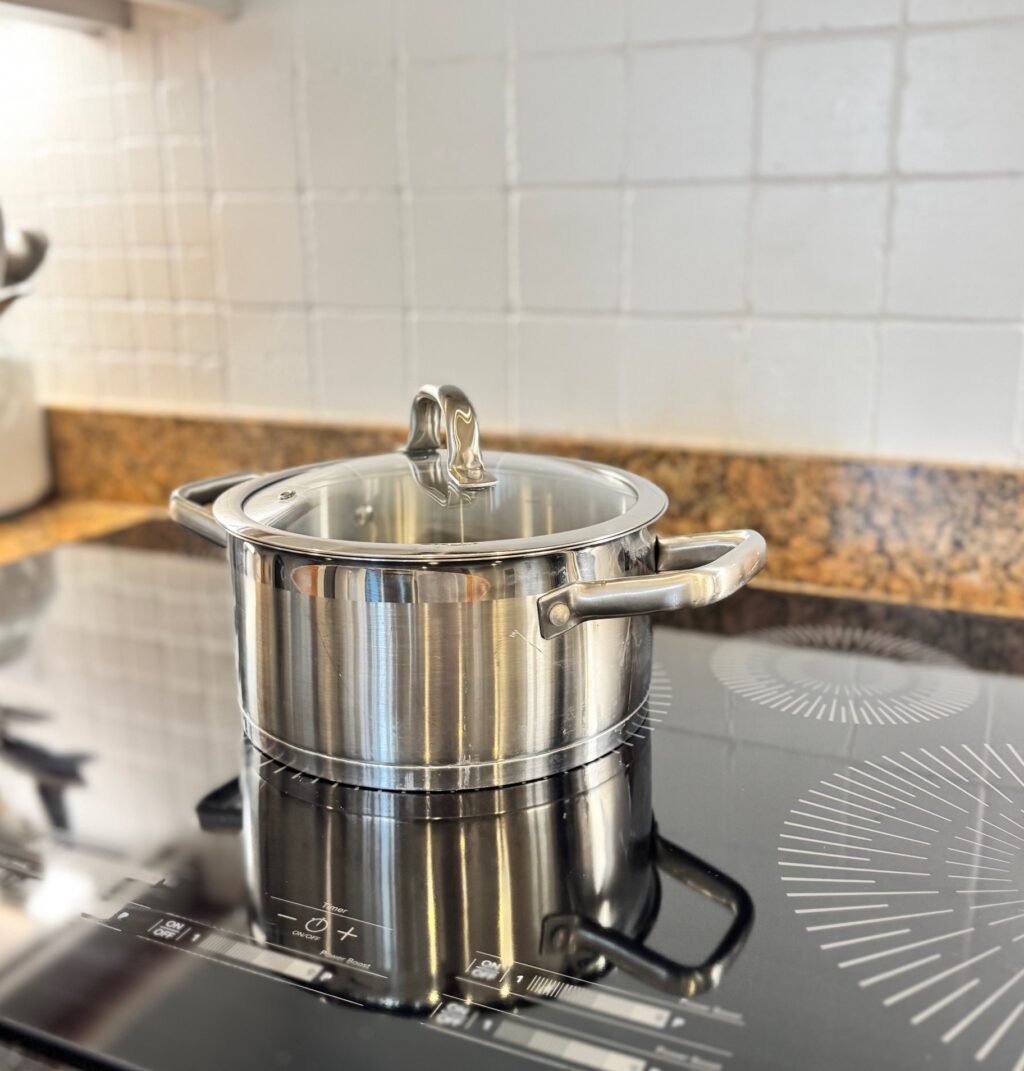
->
[[278, 913, 297, 921]]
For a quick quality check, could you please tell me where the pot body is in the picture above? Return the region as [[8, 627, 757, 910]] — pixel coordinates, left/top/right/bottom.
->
[[231, 528, 657, 791]]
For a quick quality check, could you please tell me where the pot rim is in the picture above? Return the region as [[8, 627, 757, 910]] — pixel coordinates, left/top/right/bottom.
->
[[212, 453, 669, 563]]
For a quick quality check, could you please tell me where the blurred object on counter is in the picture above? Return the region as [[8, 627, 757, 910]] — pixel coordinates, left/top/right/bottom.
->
[[2, 227, 48, 288], [0, 201, 51, 518]]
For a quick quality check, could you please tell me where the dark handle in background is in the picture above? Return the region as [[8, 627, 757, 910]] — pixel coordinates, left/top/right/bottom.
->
[[196, 776, 243, 832], [542, 830, 754, 999]]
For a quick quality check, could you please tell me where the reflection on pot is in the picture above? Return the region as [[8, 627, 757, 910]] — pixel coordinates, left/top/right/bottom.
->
[[198, 733, 753, 1014]]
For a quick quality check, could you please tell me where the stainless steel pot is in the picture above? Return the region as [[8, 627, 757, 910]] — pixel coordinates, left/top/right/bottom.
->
[[171, 385, 766, 790], [197, 736, 753, 1013]]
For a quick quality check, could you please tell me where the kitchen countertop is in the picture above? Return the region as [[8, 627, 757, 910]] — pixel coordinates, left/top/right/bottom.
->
[[0, 498, 163, 566], [1, 407, 1021, 617]]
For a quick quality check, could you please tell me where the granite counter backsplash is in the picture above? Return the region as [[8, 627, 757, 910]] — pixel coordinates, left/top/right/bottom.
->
[[46, 407, 1024, 617]]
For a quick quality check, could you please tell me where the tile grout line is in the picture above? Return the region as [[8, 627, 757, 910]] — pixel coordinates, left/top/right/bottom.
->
[[291, 3, 324, 416], [615, 1, 633, 439], [503, 0, 521, 433], [197, 20, 234, 411], [152, 29, 188, 404], [393, 0, 418, 398], [1014, 328, 1024, 465], [736, 0, 767, 446], [871, 0, 911, 455], [29, 300, 1024, 329]]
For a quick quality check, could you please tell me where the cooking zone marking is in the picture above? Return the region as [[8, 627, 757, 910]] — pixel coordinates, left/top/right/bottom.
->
[[712, 625, 978, 726], [781, 743, 1024, 1066]]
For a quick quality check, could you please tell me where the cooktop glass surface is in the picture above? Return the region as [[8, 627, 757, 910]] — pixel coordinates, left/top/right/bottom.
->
[[0, 521, 1022, 1071]]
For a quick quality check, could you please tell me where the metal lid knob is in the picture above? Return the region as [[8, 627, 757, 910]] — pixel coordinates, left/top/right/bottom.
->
[[403, 384, 497, 491]]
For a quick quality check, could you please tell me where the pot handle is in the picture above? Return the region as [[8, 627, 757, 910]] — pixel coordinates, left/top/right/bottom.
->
[[541, 832, 754, 998], [537, 529, 766, 639], [169, 472, 259, 548], [404, 384, 497, 491]]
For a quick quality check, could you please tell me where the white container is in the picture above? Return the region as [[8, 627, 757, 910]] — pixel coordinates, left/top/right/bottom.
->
[[0, 329, 51, 517]]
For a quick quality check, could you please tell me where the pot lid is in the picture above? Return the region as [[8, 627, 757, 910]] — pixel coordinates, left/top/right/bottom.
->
[[215, 385, 667, 561]]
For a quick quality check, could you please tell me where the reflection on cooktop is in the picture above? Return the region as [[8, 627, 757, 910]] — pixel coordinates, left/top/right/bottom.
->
[[782, 743, 1024, 1066], [710, 624, 980, 726], [190, 735, 753, 1014]]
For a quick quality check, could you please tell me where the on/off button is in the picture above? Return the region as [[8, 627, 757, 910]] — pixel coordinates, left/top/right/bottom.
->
[[304, 917, 328, 934]]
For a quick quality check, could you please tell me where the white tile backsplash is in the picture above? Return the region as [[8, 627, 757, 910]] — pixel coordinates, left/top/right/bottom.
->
[[518, 190, 621, 310], [226, 307, 311, 412], [316, 312, 407, 420], [742, 322, 877, 454], [900, 26, 1024, 173], [513, 0, 626, 51], [406, 59, 505, 189], [908, 0, 1024, 23], [206, 0, 294, 78], [218, 197, 305, 303], [517, 53, 625, 183], [311, 196, 403, 306], [179, 310, 219, 356], [412, 194, 505, 310], [518, 319, 621, 435], [402, 0, 506, 59], [760, 39, 894, 176], [630, 44, 754, 180], [119, 87, 158, 139], [122, 141, 163, 193], [171, 198, 212, 245], [762, 0, 901, 30], [166, 141, 207, 192], [3, 0, 1023, 469], [877, 325, 1022, 464], [175, 247, 217, 301], [92, 251, 131, 299], [887, 179, 1024, 318], [751, 184, 887, 314], [159, 81, 203, 138], [128, 198, 168, 245], [631, 186, 748, 313], [132, 251, 173, 300], [211, 77, 297, 191], [630, 0, 757, 42], [297, 0, 394, 71], [304, 71, 398, 189], [623, 320, 744, 444]]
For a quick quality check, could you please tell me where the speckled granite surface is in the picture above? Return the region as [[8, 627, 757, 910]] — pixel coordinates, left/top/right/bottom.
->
[[0, 498, 163, 566], [45, 407, 1024, 616]]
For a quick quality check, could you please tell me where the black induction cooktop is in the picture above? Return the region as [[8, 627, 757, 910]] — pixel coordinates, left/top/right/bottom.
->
[[0, 520, 1022, 1071]]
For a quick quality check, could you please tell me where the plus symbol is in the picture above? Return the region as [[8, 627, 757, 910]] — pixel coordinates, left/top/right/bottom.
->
[[337, 927, 357, 941]]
